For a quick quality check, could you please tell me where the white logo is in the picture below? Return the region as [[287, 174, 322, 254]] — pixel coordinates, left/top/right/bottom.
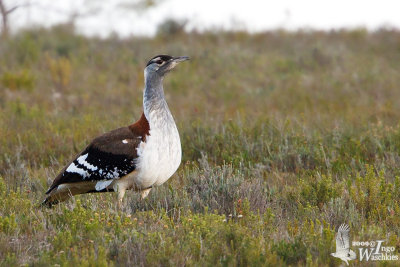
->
[[331, 224, 357, 265], [331, 223, 399, 264], [353, 240, 399, 262]]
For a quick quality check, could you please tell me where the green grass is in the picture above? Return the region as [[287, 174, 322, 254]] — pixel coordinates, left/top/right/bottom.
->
[[1, 25, 400, 266]]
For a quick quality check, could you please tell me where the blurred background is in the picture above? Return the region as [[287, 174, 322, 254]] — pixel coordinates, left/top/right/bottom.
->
[[3, 0, 400, 37], [2, 1, 400, 266], [2, 0, 400, 203]]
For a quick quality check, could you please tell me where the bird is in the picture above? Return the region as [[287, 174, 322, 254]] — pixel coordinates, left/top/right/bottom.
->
[[331, 224, 357, 265], [42, 55, 189, 207]]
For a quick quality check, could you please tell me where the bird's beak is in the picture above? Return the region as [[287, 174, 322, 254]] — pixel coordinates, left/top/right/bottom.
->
[[160, 56, 190, 73], [172, 56, 190, 63]]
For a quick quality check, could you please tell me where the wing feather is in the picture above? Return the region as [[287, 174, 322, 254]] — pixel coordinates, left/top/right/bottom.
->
[[46, 126, 143, 194], [335, 224, 350, 252]]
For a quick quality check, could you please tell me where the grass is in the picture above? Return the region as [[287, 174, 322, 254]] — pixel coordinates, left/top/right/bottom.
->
[[1, 24, 400, 266]]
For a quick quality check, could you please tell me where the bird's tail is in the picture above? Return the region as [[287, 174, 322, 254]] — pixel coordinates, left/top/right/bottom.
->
[[39, 196, 58, 208]]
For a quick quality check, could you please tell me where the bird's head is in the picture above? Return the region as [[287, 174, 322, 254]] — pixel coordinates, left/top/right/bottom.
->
[[145, 55, 189, 76]]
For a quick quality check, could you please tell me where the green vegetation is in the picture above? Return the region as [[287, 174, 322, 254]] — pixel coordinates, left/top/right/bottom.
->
[[1, 25, 400, 266]]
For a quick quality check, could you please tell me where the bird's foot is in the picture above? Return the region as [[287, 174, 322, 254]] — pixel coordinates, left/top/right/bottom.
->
[[140, 188, 152, 200]]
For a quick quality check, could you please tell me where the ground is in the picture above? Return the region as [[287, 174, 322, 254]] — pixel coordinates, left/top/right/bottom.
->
[[1, 25, 400, 266]]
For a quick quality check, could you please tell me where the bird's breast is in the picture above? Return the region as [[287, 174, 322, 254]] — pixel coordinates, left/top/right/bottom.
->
[[134, 117, 181, 188]]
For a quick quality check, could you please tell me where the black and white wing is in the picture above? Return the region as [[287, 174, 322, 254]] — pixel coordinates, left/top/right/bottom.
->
[[46, 126, 143, 194]]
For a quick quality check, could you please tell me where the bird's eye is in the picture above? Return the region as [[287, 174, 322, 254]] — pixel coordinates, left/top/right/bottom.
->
[[155, 60, 163, 65]]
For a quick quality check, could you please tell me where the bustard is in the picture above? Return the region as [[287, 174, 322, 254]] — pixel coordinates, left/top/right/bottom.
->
[[42, 55, 189, 207]]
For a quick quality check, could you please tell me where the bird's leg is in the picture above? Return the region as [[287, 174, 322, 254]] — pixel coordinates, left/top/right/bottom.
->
[[114, 183, 126, 209], [140, 188, 152, 200]]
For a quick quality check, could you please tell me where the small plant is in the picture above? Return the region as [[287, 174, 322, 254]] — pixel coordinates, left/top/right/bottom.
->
[[0, 70, 35, 91], [299, 174, 343, 208], [272, 237, 307, 265], [45, 54, 71, 91]]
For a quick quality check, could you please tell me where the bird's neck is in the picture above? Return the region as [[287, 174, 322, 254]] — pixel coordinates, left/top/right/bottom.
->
[[143, 71, 172, 123]]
